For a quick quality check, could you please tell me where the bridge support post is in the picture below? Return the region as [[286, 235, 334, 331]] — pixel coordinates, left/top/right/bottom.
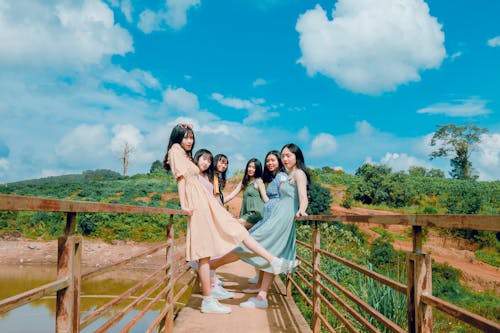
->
[[56, 212, 82, 333], [312, 221, 321, 333], [406, 251, 432, 333], [162, 214, 175, 333]]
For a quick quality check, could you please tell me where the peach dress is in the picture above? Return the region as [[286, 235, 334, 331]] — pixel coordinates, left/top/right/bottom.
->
[[168, 143, 249, 261]]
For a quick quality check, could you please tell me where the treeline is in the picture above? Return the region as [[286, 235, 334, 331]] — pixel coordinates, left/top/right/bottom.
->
[[315, 164, 499, 214], [0, 169, 184, 241]]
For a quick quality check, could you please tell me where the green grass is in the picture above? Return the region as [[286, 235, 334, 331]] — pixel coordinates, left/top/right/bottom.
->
[[475, 248, 500, 267], [370, 226, 410, 242]]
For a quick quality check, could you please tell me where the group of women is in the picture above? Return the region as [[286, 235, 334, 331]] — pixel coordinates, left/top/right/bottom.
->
[[163, 123, 309, 314]]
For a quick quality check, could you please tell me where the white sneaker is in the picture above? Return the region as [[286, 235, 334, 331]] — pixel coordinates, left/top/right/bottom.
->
[[247, 274, 259, 284], [211, 285, 234, 299], [239, 297, 268, 309], [214, 276, 224, 287], [242, 287, 260, 294], [201, 296, 232, 314], [270, 257, 300, 275]]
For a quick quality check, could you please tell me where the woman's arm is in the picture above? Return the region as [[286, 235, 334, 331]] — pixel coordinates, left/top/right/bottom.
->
[[177, 176, 193, 216], [295, 170, 309, 217], [223, 181, 242, 203], [255, 178, 269, 202]]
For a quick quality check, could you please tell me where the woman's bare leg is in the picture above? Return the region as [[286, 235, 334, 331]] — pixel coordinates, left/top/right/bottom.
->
[[256, 272, 274, 300], [210, 252, 240, 270], [198, 257, 211, 296], [241, 235, 274, 262]]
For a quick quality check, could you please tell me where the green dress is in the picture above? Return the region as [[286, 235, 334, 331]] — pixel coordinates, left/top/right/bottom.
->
[[234, 174, 298, 273], [239, 181, 264, 224]]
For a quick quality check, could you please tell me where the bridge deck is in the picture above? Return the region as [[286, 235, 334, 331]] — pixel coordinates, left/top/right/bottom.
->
[[174, 260, 311, 333]]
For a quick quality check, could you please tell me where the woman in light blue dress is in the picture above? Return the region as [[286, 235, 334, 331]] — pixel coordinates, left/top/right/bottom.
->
[[211, 143, 310, 309]]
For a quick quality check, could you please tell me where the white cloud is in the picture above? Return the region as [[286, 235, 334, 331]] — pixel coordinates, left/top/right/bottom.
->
[[379, 152, 433, 172], [0, 0, 133, 69], [138, 0, 200, 33], [417, 98, 491, 117], [450, 51, 462, 61], [474, 133, 500, 180], [211, 92, 278, 123], [310, 133, 337, 157], [298, 127, 310, 142], [55, 124, 111, 167], [101, 67, 161, 94], [487, 36, 500, 47], [0, 158, 9, 171], [252, 78, 268, 87], [110, 124, 144, 153], [296, 0, 446, 94], [163, 87, 200, 112], [120, 0, 133, 22]]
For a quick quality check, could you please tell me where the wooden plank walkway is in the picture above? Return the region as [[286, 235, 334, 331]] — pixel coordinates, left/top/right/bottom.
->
[[174, 260, 311, 333]]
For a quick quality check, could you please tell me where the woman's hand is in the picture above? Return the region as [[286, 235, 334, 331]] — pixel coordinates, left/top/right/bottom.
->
[[296, 209, 308, 217], [181, 207, 194, 216]]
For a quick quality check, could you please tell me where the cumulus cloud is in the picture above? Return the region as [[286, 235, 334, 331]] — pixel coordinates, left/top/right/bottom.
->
[[487, 36, 500, 47], [138, 0, 200, 33], [0, 0, 133, 69], [101, 67, 161, 94], [110, 124, 144, 153], [379, 152, 433, 172], [474, 133, 500, 180], [163, 87, 200, 113], [310, 133, 337, 157], [211, 92, 278, 123], [417, 98, 491, 117], [296, 0, 446, 94], [0, 158, 9, 171], [55, 124, 111, 167]]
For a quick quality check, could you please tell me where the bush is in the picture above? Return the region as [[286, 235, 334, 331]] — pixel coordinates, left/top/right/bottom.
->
[[307, 182, 332, 215]]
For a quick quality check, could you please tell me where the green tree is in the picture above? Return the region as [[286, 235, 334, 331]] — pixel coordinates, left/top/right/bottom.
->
[[408, 166, 427, 177], [149, 160, 164, 174], [429, 124, 487, 180], [427, 168, 445, 178], [307, 182, 332, 215]]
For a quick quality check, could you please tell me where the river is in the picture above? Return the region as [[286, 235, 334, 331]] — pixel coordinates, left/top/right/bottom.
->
[[0, 264, 167, 332]]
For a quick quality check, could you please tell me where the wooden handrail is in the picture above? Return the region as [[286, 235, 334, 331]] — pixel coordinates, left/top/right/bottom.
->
[[289, 214, 500, 333], [0, 193, 183, 215], [296, 214, 499, 231]]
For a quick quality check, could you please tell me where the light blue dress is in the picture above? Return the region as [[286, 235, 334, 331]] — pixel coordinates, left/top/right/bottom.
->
[[234, 173, 298, 273], [249, 172, 287, 233]]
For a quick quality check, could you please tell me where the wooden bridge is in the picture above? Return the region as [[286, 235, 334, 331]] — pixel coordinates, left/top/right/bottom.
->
[[0, 193, 499, 332]]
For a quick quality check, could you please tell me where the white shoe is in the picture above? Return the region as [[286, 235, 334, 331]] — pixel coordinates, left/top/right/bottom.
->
[[211, 285, 234, 299], [242, 288, 260, 294], [270, 257, 300, 275], [247, 274, 259, 284], [214, 276, 224, 287], [201, 296, 232, 314], [240, 297, 268, 309]]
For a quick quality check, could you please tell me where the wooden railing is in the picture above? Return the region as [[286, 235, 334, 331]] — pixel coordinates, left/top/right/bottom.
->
[[288, 214, 500, 333], [0, 194, 191, 333]]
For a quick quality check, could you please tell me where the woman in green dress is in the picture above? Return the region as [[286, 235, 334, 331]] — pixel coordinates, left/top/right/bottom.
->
[[224, 158, 268, 229]]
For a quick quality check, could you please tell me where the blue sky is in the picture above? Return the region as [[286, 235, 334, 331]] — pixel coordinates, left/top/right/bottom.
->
[[1, 0, 499, 183]]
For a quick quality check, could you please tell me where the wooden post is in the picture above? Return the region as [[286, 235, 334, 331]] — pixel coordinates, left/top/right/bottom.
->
[[56, 212, 81, 333], [286, 273, 292, 297], [162, 214, 175, 333], [312, 221, 321, 333], [412, 225, 423, 254], [407, 253, 432, 333]]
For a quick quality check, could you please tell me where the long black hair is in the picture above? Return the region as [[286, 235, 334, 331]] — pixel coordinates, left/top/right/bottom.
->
[[281, 143, 310, 184], [214, 153, 228, 190], [194, 149, 214, 182], [262, 150, 286, 184], [242, 158, 263, 188], [162, 124, 195, 171]]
